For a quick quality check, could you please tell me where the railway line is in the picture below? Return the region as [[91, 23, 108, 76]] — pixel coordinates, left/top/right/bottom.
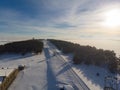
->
[[45, 40, 90, 90]]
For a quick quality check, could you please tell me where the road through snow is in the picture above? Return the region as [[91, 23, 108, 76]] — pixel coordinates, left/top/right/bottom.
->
[[7, 40, 89, 90]]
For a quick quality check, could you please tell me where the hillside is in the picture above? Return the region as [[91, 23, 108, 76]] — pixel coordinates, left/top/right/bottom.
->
[[0, 40, 119, 90], [49, 39, 120, 74], [0, 40, 89, 90], [0, 39, 43, 55]]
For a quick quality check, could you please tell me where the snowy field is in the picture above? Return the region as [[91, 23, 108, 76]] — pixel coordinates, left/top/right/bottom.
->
[[0, 52, 49, 90], [0, 41, 85, 90], [0, 40, 119, 90], [49, 40, 120, 90], [61, 51, 120, 90]]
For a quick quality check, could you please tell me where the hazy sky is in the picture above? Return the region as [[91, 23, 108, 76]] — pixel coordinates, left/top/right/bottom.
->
[[0, 0, 120, 40]]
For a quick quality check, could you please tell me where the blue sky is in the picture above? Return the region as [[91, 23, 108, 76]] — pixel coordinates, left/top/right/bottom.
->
[[0, 0, 120, 40]]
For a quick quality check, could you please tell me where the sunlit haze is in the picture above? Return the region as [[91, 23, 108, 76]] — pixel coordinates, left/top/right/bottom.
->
[[102, 8, 120, 28]]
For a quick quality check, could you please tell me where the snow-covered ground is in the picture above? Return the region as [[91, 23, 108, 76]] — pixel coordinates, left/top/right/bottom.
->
[[0, 40, 119, 90], [0, 40, 88, 90], [60, 49, 120, 90], [48, 40, 120, 90], [0, 52, 48, 90], [45, 41, 90, 90]]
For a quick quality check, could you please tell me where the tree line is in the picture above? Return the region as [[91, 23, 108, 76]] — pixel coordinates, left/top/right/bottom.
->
[[0, 39, 43, 55], [49, 39, 120, 73]]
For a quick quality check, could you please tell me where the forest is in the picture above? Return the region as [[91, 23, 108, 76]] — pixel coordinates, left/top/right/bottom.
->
[[49, 39, 120, 73], [0, 39, 43, 55]]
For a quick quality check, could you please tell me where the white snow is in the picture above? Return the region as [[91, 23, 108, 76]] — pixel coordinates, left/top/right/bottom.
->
[[48, 41, 120, 90], [0, 40, 81, 90], [0, 40, 119, 90], [59, 50, 120, 90]]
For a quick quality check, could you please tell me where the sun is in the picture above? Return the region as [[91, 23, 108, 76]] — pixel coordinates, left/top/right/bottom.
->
[[103, 9, 120, 28]]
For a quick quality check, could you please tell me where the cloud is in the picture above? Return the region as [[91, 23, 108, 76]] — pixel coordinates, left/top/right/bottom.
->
[[0, 0, 120, 40]]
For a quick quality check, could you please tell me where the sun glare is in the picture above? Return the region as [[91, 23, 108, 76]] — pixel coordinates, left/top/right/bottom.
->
[[103, 9, 120, 28]]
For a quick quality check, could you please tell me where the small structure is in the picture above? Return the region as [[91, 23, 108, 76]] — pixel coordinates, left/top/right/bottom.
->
[[0, 68, 14, 84], [0, 69, 19, 90], [18, 65, 25, 71]]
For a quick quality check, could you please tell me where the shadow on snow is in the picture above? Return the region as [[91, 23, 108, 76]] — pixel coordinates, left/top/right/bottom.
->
[[44, 47, 58, 90]]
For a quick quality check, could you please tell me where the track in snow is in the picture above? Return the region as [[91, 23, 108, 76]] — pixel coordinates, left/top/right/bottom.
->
[[45, 40, 90, 90], [8, 40, 90, 90]]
